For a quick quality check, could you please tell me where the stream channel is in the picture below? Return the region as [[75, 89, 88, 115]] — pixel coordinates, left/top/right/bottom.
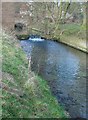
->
[[20, 36, 87, 118]]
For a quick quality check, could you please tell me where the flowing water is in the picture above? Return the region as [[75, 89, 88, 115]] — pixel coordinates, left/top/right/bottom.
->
[[20, 37, 87, 118]]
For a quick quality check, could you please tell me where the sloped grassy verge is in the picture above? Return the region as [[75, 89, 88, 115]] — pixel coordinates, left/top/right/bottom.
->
[[59, 24, 87, 53], [1, 32, 68, 118]]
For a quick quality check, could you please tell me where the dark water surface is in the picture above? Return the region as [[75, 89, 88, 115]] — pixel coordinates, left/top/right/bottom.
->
[[20, 38, 87, 118]]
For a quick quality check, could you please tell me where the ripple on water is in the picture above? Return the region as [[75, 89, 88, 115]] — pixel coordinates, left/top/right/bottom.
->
[[20, 39, 87, 118]]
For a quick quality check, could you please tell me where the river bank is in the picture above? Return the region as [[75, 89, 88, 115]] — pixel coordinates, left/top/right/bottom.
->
[[48, 23, 87, 53], [1, 31, 68, 118], [59, 35, 87, 53], [51, 23, 87, 53], [39, 34, 87, 53], [17, 23, 87, 53]]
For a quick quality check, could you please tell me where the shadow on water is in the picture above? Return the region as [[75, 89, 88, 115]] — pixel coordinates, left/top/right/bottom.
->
[[20, 38, 87, 118]]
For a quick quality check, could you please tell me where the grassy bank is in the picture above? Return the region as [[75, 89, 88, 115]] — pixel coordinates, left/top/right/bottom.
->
[[58, 23, 87, 53], [1, 31, 68, 118]]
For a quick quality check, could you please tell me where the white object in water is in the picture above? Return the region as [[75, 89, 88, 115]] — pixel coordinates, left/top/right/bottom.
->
[[29, 38, 44, 42]]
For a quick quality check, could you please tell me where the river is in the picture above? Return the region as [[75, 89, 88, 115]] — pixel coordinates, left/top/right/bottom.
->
[[20, 37, 87, 118]]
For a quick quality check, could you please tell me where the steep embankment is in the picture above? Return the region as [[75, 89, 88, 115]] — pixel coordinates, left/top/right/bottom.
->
[[1, 31, 68, 118]]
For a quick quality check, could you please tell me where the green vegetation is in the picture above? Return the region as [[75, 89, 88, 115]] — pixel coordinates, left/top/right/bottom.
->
[[60, 24, 81, 35], [56, 23, 87, 53], [16, 34, 30, 40], [59, 23, 86, 39], [42, 23, 87, 53], [26, 2, 87, 53], [1, 32, 68, 118]]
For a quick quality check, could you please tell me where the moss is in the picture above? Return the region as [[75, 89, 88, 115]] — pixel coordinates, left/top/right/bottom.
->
[[16, 34, 30, 40]]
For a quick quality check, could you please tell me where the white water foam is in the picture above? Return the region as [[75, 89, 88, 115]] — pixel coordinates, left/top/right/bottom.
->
[[29, 38, 44, 42]]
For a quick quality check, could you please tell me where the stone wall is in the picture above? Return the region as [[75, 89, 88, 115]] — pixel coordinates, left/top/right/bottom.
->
[[2, 2, 29, 34], [2, 2, 15, 31]]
